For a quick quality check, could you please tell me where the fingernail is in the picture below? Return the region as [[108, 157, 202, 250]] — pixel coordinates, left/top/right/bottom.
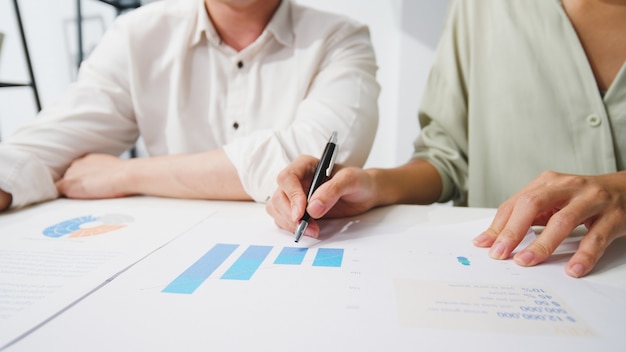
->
[[473, 233, 489, 246], [514, 251, 535, 266], [567, 263, 585, 278], [305, 226, 318, 238], [489, 242, 506, 259], [291, 206, 300, 222], [307, 199, 325, 217]]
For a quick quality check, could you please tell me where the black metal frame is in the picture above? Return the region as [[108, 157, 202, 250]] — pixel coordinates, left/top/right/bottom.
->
[[0, 0, 142, 140], [76, 0, 142, 65], [76, 0, 142, 157], [0, 0, 42, 112]]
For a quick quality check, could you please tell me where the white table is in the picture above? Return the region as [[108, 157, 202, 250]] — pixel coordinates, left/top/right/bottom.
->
[[1, 197, 624, 351]]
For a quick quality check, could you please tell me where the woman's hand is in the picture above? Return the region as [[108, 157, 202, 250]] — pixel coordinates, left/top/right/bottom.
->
[[474, 171, 626, 278]]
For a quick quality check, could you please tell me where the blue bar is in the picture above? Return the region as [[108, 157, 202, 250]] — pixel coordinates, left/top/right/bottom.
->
[[274, 247, 308, 265], [221, 245, 273, 280], [162, 243, 238, 294], [312, 248, 344, 267]]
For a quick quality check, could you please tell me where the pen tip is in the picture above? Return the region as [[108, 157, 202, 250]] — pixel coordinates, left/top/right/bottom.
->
[[294, 221, 308, 243]]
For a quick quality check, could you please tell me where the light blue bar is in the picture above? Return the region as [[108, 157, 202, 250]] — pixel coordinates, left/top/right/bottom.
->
[[221, 245, 273, 280], [162, 243, 238, 294], [312, 248, 344, 267], [274, 247, 308, 265]]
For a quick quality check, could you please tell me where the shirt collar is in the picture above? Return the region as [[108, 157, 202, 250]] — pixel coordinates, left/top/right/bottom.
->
[[191, 0, 219, 47], [264, 0, 294, 48], [190, 0, 294, 49]]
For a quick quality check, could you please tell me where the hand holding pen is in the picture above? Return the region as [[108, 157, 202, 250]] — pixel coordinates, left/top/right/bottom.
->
[[294, 131, 338, 242], [266, 133, 385, 239]]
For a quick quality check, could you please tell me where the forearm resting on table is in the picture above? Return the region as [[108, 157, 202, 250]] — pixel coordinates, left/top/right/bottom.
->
[[0, 189, 12, 211], [369, 159, 442, 207], [124, 150, 252, 201]]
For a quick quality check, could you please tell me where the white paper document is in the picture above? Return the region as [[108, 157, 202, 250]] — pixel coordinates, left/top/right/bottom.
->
[[0, 197, 213, 350], [5, 206, 626, 351]]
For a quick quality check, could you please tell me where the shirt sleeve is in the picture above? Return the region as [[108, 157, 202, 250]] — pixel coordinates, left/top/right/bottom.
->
[[0, 147, 58, 208], [0, 16, 139, 209], [411, 0, 470, 205], [223, 21, 380, 203]]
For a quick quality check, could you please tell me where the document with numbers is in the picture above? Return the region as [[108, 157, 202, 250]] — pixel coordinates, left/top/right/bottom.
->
[[5, 204, 625, 351]]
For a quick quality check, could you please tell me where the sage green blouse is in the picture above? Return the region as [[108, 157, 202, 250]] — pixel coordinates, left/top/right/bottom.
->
[[413, 0, 626, 207]]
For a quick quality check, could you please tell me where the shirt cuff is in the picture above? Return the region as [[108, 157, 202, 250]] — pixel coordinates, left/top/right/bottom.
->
[[0, 147, 58, 209], [222, 133, 289, 203]]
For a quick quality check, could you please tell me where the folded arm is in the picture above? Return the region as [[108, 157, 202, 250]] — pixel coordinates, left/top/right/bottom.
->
[[56, 149, 250, 201]]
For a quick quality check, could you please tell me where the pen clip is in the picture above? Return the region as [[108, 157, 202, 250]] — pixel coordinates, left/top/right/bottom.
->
[[304, 131, 338, 201]]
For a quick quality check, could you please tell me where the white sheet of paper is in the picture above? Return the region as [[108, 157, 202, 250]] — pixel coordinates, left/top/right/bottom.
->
[[6, 206, 626, 351], [0, 197, 214, 350]]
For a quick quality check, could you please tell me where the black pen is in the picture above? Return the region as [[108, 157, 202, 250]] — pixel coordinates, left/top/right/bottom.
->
[[294, 131, 338, 242]]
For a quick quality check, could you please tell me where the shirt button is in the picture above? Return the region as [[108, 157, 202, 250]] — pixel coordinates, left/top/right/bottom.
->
[[237, 61, 243, 69], [586, 114, 601, 127]]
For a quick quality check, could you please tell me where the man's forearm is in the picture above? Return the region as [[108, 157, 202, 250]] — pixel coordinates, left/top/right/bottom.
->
[[0, 190, 12, 211], [125, 149, 252, 201]]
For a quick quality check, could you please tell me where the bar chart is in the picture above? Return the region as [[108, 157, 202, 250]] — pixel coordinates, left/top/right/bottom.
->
[[162, 244, 344, 294]]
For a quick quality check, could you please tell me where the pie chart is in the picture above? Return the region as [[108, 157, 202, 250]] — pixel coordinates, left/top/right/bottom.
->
[[43, 214, 134, 238]]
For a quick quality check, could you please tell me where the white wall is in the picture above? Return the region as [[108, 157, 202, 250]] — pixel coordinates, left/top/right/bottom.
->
[[0, 0, 449, 168], [298, 0, 449, 167], [0, 0, 118, 139]]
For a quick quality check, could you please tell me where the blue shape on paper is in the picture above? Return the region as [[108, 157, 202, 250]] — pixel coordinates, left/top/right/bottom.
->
[[43, 215, 98, 238], [312, 248, 343, 267], [457, 256, 470, 266], [221, 245, 273, 280], [163, 243, 239, 294], [274, 247, 308, 265]]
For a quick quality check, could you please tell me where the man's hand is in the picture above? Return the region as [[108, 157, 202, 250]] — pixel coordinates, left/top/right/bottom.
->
[[56, 154, 133, 199], [473, 171, 626, 278]]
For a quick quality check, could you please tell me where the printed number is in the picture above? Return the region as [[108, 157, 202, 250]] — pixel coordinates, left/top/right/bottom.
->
[[544, 307, 567, 314], [520, 306, 543, 312], [522, 314, 546, 321], [497, 312, 520, 319], [545, 315, 563, 322]]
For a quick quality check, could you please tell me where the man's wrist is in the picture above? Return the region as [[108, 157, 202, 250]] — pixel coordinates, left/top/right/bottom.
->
[[115, 158, 140, 197]]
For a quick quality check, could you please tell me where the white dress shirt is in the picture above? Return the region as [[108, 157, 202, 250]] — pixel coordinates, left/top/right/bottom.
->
[[0, 0, 379, 208]]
